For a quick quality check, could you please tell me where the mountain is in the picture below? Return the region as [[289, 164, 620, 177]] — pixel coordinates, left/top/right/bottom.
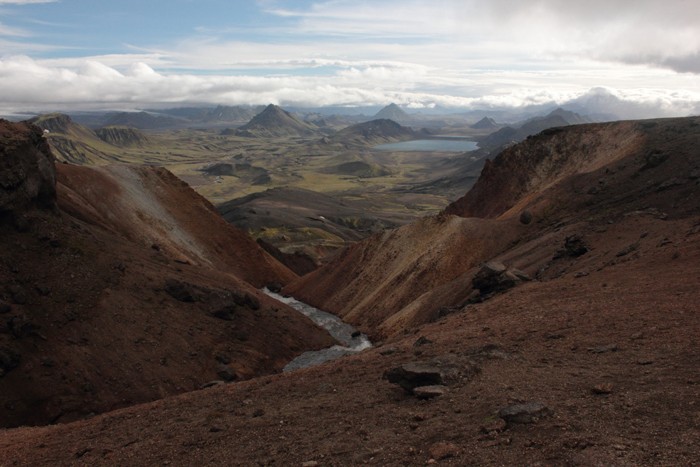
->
[[95, 126, 149, 147], [470, 116, 498, 129], [27, 113, 118, 164], [373, 103, 412, 123], [236, 104, 318, 138], [103, 111, 184, 130], [328, 118, 417, 146], [0, 119, 334, 428], [287, 116, 700, 337], [477, 107, 590, 151]]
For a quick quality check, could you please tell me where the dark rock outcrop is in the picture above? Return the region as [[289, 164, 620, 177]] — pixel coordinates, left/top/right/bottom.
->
[[0, 120, 56, 218]]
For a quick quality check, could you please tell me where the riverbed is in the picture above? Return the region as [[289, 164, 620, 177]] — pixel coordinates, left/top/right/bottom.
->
[[263, 289, 372, 371]]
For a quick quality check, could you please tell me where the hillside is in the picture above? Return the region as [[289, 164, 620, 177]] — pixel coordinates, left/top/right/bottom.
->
[[94, 126, 149, 147], [0, 116, 698, 465], [218, 186, 406, 259], [287, 117, 700, 337], [328, 118, 417, 146], [27, 113, 118, 164], [0, 119, 333, 428], [236, 104, 318, 138], [478, 108, 590, 151]]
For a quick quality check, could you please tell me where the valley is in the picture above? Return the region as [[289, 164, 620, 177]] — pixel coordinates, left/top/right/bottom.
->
[[1, 107, 698, 465]]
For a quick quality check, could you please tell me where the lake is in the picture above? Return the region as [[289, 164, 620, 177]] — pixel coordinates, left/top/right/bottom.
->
[[373, 139, 478, 152]]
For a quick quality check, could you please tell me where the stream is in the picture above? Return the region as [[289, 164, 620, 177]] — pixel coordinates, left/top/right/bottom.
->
[[263, 288, 372, 372]]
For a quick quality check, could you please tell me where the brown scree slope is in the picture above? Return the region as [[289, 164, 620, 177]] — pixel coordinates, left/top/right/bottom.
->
[[0, 119, 333, 428]]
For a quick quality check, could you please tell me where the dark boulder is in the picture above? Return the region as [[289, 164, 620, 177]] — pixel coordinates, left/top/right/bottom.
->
[[472, 261, 530, 297], [384, 362, 444, 393], [498, 402, 552, 424], [164, 279, 197, 302]]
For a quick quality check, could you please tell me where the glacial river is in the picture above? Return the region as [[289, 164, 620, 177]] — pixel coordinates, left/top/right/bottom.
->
[[263, 289, 372, 371], [373, 139, 478, 152]]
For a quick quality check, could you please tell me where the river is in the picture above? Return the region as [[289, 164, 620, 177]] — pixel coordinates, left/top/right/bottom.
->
[[262, 289, 372, 372]]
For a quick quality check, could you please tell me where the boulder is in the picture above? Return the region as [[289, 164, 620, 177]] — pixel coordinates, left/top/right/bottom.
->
[[472, 261, 530, 297], [384, 362, 444, 393], [498, 402, 552, 424]]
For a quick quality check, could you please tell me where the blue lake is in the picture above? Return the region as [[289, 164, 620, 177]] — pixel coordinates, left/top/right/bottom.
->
[[373, 139, 478, 152]]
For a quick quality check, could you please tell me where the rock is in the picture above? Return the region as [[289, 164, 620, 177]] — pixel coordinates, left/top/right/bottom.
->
[[384, 362, 444, 393], [0, 120, 57, 218], [519, 210, 533, 225], [428, 441, 459, 460], [480, 417, 507, 434], [557, 235, 589, 258], [266, 282, 283, 293], [163, 279, 196, 302], [200, 380, 225, 390], [616, 243, 638, 257], [212, 305, 236, 321], [413, 385, 447, 399], [591, 383, 614, 395], [413, 336, 432, 347], [472, 261, 528, 296], [498, 402, 552, 424], [216, 366, 237, 382], [0, 347, 21, 377], [640, 149, 668, 170], [232, 291, 260, 310], [587, 344, 619, 354]]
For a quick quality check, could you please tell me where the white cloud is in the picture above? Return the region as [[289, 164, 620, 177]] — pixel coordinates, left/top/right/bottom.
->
[[0, 54, 698, 119], [0, 0, 698, 117], [0, 0, 57, 4]]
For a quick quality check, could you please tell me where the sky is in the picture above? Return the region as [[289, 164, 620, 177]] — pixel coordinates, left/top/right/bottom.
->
[[0, 0, 699, 118]]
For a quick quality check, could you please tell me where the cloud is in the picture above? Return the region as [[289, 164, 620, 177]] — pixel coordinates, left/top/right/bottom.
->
[[0, 0, 57, 4], [264, 0, 700, 75], [0, 0, 697, 117], [0, 55, 698, 120]]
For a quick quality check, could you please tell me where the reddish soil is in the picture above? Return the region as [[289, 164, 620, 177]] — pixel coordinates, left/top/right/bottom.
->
[[0, 116, 699, 465]]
